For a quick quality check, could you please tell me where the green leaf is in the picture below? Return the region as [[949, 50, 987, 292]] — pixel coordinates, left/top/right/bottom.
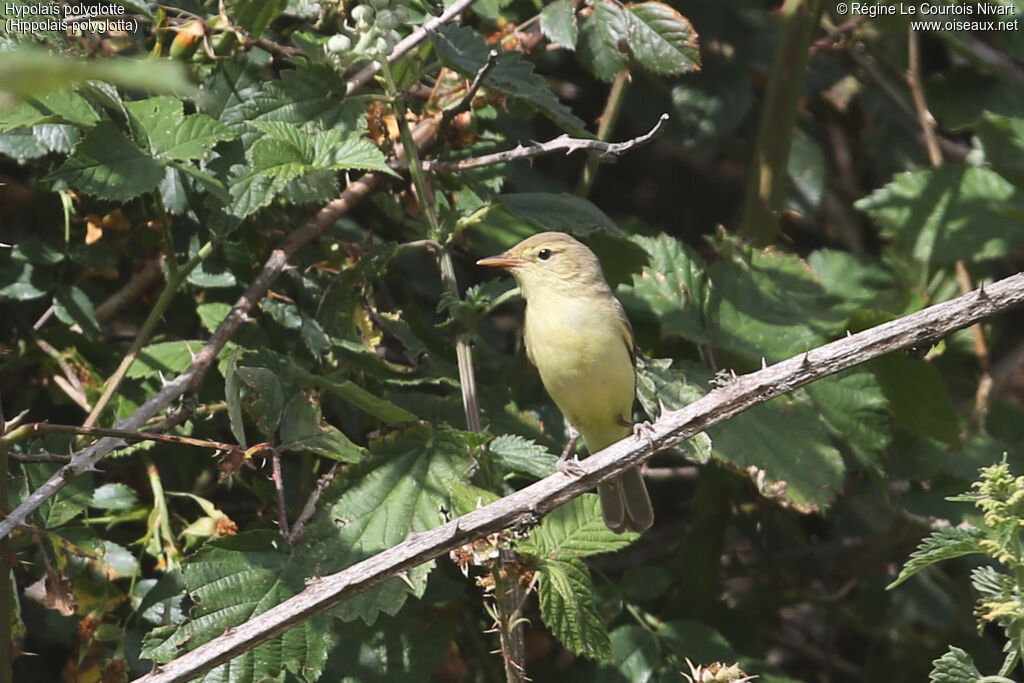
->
[[488, 434, 557, 480], [300, 426, 474, 622], [710, 395, 844, 510], [431, 25, 587, 133], [196, 302, 233, 334], [805, 369, 891, 463], [127, 341, 204, 379], [887, 527, 987, 589], [523, 495, 638, 559], [624, 233, 708, 343], [235, 366, 285, 436], [224, 0, 287, 37], [52, 285, 101, 338], [624, 1, 700, 76], [280, 391, 366, 463], [12, 239, 65, 265], [126, 96, 236, 161], [141, 531, 332, 681], [976, 112, 1024, 189], [326, 611, 454, 681], [497, 193, 621, 236], [225, 349, 247, 449], [541, 0, 579, 48], [315, 374, 419, 424], [0, 263, 52, 300], [0, 47, 193, 100], [0, 86, 100, 131], [537, 555, 612, 659], [578, 0, 629, 81], [47, 121, 165, 201], [654, 619, 737, 665], [23, 464, 91, 528], [928, 646, 982, 683], [606, 625, 660, 682], [871, 353, 962, 449], [855, 166, 1024, 266], [91, 483, 139, 511]]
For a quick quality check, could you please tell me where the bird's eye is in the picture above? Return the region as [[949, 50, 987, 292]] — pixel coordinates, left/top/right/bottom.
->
[[537, 248, 552, 260]]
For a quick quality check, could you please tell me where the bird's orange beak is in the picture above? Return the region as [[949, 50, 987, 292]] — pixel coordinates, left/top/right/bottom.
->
[[476, 254, 528, 269]]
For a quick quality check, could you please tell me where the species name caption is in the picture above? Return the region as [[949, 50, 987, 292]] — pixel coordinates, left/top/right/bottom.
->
[[5, 3, 138, 35], [834, 2, 1020, 31]]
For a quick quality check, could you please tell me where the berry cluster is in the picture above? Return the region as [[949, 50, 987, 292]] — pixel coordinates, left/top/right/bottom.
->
[[327, 0, 411, 60]]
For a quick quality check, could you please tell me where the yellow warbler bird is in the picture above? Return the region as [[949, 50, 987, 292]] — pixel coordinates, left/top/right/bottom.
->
[[477, 232, 653, 533]]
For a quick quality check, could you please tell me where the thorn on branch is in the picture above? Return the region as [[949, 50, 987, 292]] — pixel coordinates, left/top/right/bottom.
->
[[402, 113, 670, 174], [442, 49, 499, 128]]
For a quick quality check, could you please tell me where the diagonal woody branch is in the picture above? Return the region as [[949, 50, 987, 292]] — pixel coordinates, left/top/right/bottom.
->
[[0, 117, 440, 542], [137, 271, 1024, 683]]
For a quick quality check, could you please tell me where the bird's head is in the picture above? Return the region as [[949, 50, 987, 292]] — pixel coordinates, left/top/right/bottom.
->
[[476, 232, 609, 300]]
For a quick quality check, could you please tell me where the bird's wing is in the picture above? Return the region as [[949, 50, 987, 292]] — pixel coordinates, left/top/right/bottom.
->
[[612, 296, 637, 367]]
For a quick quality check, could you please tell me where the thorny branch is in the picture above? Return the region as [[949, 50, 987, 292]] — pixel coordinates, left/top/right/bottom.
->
[[393, 113, 671, 173], [136, 271, 1024, 683]]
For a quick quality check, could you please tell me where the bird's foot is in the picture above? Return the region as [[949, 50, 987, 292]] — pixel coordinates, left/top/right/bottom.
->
[[556, 454, 586, 478], [632, 420, 656, 449]]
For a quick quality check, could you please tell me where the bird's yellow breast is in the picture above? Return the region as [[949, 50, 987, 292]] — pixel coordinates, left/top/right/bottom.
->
[[523, 292, 634, 452]]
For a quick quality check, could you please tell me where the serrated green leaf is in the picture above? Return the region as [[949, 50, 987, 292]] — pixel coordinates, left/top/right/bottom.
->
[[578, 0, 629, 81], [196, 302, 233, 334], [141, 531, 332, 681], [887, 527, 987, 589], [710, 396, 844, 510], [497, 193, 621, 236], [23, 464, 91, 529], [522, 495, 637, 559], [624, 233, 708, 343], [91, 483, 139, 511], [12, 239, 65, 265], [976, 112, 1024, 189], [538, 555, 612, 659], [47, 121, 164, 201], [625, 1, 700, 76], [300, 426, 474, 622], [126, 96, 236, 161], [928, 645, 982, 683], [127, 341, 204, 379], [541, 0, 579, 48], [0, 86, 100, 131], [488, 434, 557, 479], [855, 166, 1024, 266], [225, 0, 287, 37], [431, 25, 587, 133], [52, 285, 100, 338], [805, 369, 891, 463]]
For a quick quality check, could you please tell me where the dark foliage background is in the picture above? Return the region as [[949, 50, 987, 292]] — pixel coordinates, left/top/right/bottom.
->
[[1, 0, 1024, 681]]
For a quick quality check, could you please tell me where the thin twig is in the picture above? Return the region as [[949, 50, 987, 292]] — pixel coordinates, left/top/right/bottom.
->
[[345, 0, 481, 96], [397, 113, 670, 174], [576, 68, 630, 197], [94, 258, 163, 323], [442, 49, 499, 127], [956, 261, 992, 436], [136, 270, 1024, 683], [271, 448, 290, 538], [811, 15, 866, 52], [24, 327, 90, 412], [907, 28, 942, 167], [287, 463, 341, 543], [8, 422, 237, 453], [0, 117, 441, 542]]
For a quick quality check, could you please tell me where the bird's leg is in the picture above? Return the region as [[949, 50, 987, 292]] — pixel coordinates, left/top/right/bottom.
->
[[621, 416, 656, 449], [556, 430, 585, 477]]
